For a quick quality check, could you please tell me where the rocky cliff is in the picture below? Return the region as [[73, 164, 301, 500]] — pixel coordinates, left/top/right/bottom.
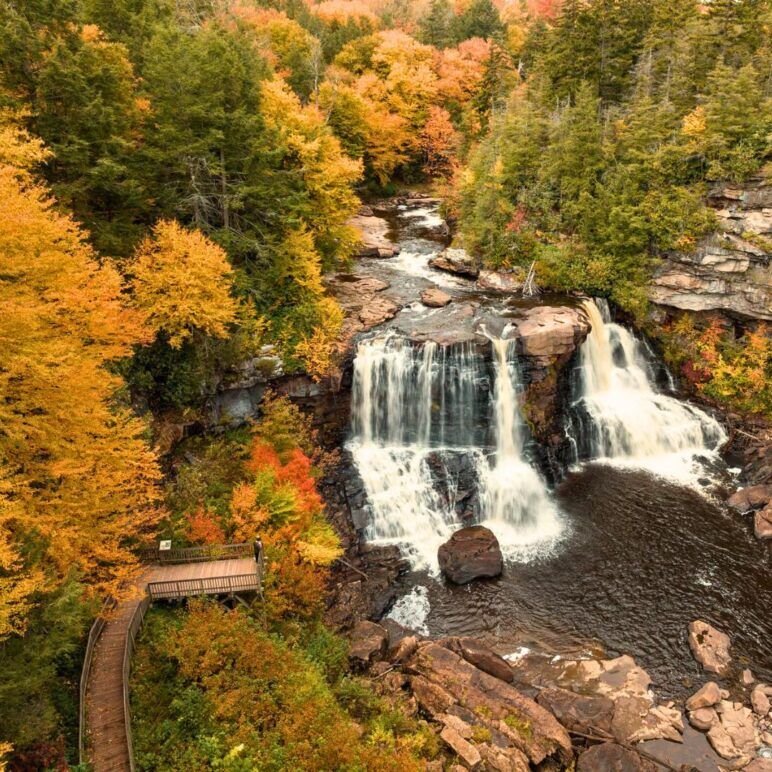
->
[[649, 177, 771, 320]]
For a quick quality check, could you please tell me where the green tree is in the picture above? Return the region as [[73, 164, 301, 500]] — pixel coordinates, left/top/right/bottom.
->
[[451, 0, 504, 44], [418, 0, 455, 49]]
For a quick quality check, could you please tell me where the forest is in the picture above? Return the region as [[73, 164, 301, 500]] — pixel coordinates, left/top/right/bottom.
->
[[0, 0, 770, 769]]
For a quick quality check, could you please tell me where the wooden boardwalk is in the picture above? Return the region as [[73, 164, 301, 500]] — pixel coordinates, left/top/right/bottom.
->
[[81, 544, 262, 772]]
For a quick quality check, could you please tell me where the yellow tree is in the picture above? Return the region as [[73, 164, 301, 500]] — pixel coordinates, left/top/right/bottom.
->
[[0, 115, 162, 637], [130, 219, 238, 348]]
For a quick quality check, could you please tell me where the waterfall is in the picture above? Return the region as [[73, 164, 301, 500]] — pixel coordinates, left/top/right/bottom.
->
[[569, 299, 726, 484], [349, 333, 563, 571]]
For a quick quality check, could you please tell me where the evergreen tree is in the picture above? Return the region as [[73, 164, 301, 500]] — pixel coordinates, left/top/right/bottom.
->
[[451, 0, 504, 44], [418, 0, 455, 49]]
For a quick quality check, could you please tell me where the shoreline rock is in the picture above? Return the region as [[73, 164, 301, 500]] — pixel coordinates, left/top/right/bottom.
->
[[428, 247, 479, 278], [438, 526, 503, 585], [688, 620, 732, 675]]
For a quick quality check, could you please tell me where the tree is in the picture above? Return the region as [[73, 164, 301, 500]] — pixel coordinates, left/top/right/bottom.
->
[[420, 105, 459, 176], [130, 220, 238, 348], [0, 114, 162, 638], [418, 0, 455, 49], [451, 0, 504, 44]]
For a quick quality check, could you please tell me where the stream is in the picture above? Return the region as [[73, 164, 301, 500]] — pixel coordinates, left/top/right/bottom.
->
[[346, 199, 772, 697]]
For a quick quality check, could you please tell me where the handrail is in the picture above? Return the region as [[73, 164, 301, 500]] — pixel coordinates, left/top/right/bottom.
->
[[137, 542, 254, 565], [79, 596, 117, 764], [147, 573, 262, 601], [123, 596, 150, 772]]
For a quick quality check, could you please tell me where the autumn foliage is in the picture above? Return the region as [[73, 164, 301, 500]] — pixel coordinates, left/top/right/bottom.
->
[[0, 115, 162, 638]]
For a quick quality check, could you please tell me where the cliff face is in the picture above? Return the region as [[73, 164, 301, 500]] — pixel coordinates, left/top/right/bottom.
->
[[649, 178, 771, 320]]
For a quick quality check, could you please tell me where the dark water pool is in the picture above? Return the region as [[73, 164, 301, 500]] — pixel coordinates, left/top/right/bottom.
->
[[393, 464, 771, 698]]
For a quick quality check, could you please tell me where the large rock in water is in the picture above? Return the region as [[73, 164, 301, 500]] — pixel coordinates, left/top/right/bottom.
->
[[688, 620, 732, 675], [348, 213, 398, 258], [438, 526, 503, 584], [429, 247, 479, 278]]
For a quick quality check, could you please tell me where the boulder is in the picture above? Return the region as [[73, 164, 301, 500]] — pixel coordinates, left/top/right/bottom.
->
[[686, 681, 722, 711], [754, 506, 772, 540], [688, 620, 732, 675], [576, 743, 658, 771], [429, 247, 479, 278], [512, 306, 592, 366], [727, 484, 772, 511], [742, 669, 756, 686], [745, 760, 772, 772], [404, 643, 573, 767], [348, 620, 388, 669], [349, 214, 398, 258], [688, 706, 719, 731], [537, 687, 615, 736], [710, 701, 760, 761], [421, 288, 452, 308], [444, 637, 514, 683], [751, 684, 771, 716], [476, 269, 523, 293], [438, 526, 503, 585], [388, 635, 419, 664], [440, 725, 482, 769]]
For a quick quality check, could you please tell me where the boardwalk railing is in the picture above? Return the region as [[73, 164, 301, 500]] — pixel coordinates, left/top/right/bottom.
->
[[147, 573, 262, 601], [78, 597, 117, 762], [137, 542, 255, 565], [123, 596, 150, 772]]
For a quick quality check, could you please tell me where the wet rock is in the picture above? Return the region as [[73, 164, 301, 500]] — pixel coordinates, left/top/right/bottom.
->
[[421, 287, 452, 307], [429, 247, 479, 278], [438, 526, 503, 585], [426, 450, 481, 522], [348, 620, 388, 668], [576, 742, 658, 771], [349, 214, 398, 257], [688, 706, 719, 731], [405, 643, 573, 767], [440, 725, 482, 769], [537, 687, 615, 735], [512, 305, 592, 366], [751, 684, 771, 716], [688, 620, 732, 675], [686, 681, 722, 711], [754, 505, 772, 540], [443, 637, 514, 683], [476, 269, 523, 293], [726, 484, 772, 511]]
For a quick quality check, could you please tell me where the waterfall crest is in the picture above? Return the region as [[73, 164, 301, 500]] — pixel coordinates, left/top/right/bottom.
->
[[349, 334, 563, 570], [569, 299, 726, 484]]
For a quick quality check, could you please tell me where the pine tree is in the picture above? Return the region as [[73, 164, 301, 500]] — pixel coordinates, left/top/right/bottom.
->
[[418, 0, 455, 49]]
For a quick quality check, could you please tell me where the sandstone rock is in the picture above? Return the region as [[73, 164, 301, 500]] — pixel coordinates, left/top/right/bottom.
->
[[745, 760, 772, 772], [686, 681, 722, 711], [537, 687, 615, 735], [389, 635, 419, 664], [707, 722, 747, 763], [476, 269, 523, 292], [688, 620, 732, 675], [512, 305, 592, 366], [421, 287, 452, 308], [743, 669, 757, 687], [477, 743, 530, 772], [349, 214, 398, 258], [754, 506, 772, 540], [576, 742, 657, 771], [405, 643, 573, 766], [429, 247, 479, 278], [751, 684, 771, 716], [440, 725, 482, 769], [727, 484, 772, 511], [713, 700, 760, 760], [349, 620, 388, 668], [438, 526, 503, 585], [444, 637, 514, 683], [688, 706, 719, 731]]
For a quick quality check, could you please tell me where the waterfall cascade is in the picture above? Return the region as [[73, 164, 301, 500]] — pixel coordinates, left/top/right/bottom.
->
[[568, 299, 726, 483], [348, 334, 562, 570]]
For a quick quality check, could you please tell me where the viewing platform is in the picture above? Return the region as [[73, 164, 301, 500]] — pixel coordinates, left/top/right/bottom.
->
[[80, 542, 263, 771]]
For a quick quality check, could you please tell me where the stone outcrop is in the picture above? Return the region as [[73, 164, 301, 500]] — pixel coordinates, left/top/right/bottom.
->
[[476, 269, 523, 293], [727, 484, 772, 511], [404, 642, 574, 767], [688, 620, 732, 675], [649, 178, 771, 320], [438, 526, 503, 584], [707, 700, 761, 766], [349, 213, 398, 258], [442, 637, 515, 683], [429, 247, 479, 278], [421, 287, 452, 307], [511, 305, 592, 367], [348, 620, 389, 669], [576, 742, 658, 771]]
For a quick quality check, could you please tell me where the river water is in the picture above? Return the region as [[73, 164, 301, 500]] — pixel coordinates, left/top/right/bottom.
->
[[346, 200, 772, 695]]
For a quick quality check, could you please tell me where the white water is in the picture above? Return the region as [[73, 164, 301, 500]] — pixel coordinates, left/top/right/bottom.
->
[[349, 333, 563, 571], [386, 585, 431, 635], [571, 299, 726, 485]]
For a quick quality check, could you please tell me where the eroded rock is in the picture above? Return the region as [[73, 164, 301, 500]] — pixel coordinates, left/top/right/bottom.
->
[[429, 247, 479, 278], [688, 620, 732, 675], [537, 687, 615, 736], [349, 620, 388, 669], [688, 706, 719, 731], [444, 637, 514, 683], [476, 269, 523, 293], [686, 681, 722, 711], [421, 287, 452, 307], [751, 684, 771, 716], [512, 305, 592, 366], [438, 526, 503, 585], [727, 484, 772, 512], [576, 742, 658, 771], [754, 506, 772, 540], [349, 213, 398, 258]]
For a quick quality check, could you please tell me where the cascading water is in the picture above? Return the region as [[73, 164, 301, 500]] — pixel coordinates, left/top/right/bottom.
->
[[348, 333, 563, 571], [568, 299, 726, 484]]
